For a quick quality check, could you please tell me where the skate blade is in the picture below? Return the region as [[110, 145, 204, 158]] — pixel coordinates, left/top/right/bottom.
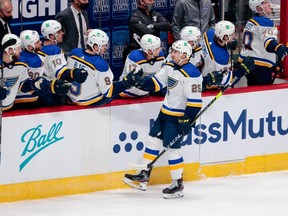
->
[[123, 177, 147, 191], [162, 191, 184, 199]]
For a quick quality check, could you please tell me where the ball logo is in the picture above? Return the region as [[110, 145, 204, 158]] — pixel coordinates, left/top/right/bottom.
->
[[20, 122, 64, 171]]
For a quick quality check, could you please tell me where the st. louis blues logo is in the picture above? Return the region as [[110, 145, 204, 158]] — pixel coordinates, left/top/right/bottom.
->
[[2, 76, 19, 95], [168, 76, 178, 89]]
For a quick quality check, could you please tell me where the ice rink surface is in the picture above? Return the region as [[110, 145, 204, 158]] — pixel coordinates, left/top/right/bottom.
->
[[0, 170, 288, 216]]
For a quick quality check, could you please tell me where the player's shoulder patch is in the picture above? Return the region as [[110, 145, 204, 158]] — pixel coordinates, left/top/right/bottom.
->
[[36, 50, 46, 57], [180, 63, 201, 78], [15, 56, 28, 67], [165, 61, 175, 68], [20, 51, 43, 68], [155, 51, 166, 62], [68, 48, 83, 57], [206, 28, 215, 40], [194, 46, 202, 52], [93, 56, 109, 72], [251, 15, 274, 27], [41, 45, 63, 55], [128, 49, 147, 64]]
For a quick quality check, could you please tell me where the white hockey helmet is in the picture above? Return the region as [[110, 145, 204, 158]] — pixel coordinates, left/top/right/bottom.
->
[[1, 33, 22, 55], [87, 29, 109, 54], [171, 40, 192, 58], [139, 34, 161, 55], [214, 20, 235, 42], [180, 26, 201, 49], [249, 0, 269, 13], [20, 30, 40, 51], [41, 20, 62, 40]]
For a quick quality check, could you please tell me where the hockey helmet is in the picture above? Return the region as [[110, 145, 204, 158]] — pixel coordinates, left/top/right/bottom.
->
[[20, 30, 40, 51], [41, 20, 62, 40], [180, 26, 201, 49], [1, 33, 22, 55], [87, 29, 109, 54], [249, 0, 270, 13], [214, 20, 235, 42], [171, 40, 192, 58], [139, 34, 161, 55]]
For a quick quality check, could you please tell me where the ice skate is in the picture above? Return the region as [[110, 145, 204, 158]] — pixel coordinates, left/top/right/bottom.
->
[[123, 169, 151, 191], [162, 178, 184, 199]]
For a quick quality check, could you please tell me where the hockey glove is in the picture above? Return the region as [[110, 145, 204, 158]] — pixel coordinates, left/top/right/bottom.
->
[[0, 86, 8, 100], [32, 77, 51, 93], [71, 68, 88, 83], [33, 77, 71, 95], [122, 68, 144, 89], [206, 71, 224, 87], [234, 56, 255, 79], [50, 79, 71, 95], [178, 116, 193, 136], [275, 44, 288, 62]]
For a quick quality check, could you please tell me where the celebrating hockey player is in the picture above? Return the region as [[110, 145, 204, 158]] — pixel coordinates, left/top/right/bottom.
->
[[165, 26, 204, 70], [238, 0, 288, 85], [201, 20, 235, 89], [119, 34, 166, 97], [201, 20, 255, 89], [15, 30, 69, 107], [0, 34, 70, 111], [38, 20, 88, 105], [66, 29, 143, 106], [123, 40, 203, 199]]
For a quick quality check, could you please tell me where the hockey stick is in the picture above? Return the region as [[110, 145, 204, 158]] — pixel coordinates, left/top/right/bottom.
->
[[133, 33, 141, 45], [271, 65, 282, 84], [129, 76, 240, 170]]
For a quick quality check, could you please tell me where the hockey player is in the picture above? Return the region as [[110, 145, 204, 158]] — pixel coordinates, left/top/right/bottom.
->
[[201, 20, 236, 89], [123, 40, 203, 199], [38, 20, 88, 105], [66, 29, 143, 106], [15, 29, 73, 107], [201, 20, 256, 89], [166, 25, 234, 91], [15, 30, 44, 104], [0, 34, 70, 111], [165, 26, 204, 70], [119, 34, 166, 97], [238, 0, 288, 85]]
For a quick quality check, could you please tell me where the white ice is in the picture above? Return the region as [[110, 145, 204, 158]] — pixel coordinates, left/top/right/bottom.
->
[[0, 170, 288, 216]]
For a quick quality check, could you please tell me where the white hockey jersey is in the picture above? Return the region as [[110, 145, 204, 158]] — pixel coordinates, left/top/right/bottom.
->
[[119, 49, 165, 97], [151, 61, 203, 121], [239, 15, 277, 68], [66, 48, 115, 106], [0, 55, 30, 111], [15, 51, 45, 104], [201, 28, 232, 87], [39, 45, 69, 81]]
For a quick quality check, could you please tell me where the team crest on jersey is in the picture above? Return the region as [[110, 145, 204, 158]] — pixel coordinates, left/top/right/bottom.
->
[[168, 76, 178, 89], [3, 76, 19, 95]]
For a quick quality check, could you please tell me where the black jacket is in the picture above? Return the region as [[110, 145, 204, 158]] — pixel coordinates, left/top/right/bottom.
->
[[128, 8, 171, 50], [0, 20, 12, 50], [55, 7, 90, 55]]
